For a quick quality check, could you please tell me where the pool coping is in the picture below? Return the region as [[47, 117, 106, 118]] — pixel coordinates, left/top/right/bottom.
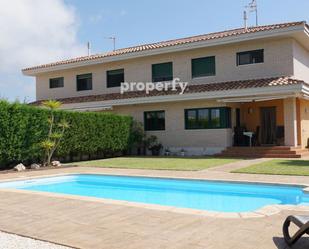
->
[[1, 172, 309, 219]]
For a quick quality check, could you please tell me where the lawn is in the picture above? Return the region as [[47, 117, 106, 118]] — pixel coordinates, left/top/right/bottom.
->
[[232, 159, 309, 176], [69, 156, 239, 171]]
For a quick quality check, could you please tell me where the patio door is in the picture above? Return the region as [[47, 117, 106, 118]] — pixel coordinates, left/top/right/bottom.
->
[[260, 107, 276, 145]]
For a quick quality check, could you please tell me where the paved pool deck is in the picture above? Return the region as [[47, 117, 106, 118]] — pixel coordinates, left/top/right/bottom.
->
[[0, 166, 309, 249]]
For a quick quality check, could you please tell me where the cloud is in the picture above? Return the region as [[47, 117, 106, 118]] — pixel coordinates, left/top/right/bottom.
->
[[0, 0, 85, 100]]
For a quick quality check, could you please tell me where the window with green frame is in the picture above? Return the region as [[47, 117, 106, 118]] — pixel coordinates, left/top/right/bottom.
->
[[185, 107, 231, 129], [192, 56, 216, 78], [152, 62, 173, 82], [76, 73, 92, 91], [107, 69, 124, 88], [144, 111, 165, 131], [49, 77, 64, 88]]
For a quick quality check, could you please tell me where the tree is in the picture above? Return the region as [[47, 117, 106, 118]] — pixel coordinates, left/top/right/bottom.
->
[[41, 100, 69, 166]]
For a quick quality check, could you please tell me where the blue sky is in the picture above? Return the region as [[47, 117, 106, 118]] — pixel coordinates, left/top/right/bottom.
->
[[67, 0, 309, 54], [1, 0, 309, 101]]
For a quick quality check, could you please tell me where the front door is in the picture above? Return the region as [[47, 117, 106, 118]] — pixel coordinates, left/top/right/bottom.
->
[[260, 107, 276, 145]]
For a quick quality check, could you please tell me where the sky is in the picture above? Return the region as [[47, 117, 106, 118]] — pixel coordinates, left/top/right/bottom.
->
[[0, 0, 309, 102]]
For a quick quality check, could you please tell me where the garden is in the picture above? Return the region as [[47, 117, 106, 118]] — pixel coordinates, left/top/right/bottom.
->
[[0, 100, 132, 170], [1, 100, 308, 175], [0, 100, 193, 172]]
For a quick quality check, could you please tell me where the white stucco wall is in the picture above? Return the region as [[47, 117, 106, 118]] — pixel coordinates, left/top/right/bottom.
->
[[284, 97, 298, 147], [293, 40, 309, 82], [113, 99, 237, 155], [35, 38, 294, 100]]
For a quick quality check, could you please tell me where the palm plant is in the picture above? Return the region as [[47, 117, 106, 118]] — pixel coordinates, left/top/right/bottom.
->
[[41, 100, 69, 166]]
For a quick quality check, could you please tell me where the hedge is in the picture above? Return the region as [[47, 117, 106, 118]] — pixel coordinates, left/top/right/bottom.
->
[[0, 101, 132, 169]]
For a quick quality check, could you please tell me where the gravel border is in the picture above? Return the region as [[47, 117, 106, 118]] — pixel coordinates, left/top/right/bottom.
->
[[0, 231, 71, 249]]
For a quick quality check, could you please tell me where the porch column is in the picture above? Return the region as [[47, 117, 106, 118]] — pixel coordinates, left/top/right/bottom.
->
[[284, 97, 298, 147]]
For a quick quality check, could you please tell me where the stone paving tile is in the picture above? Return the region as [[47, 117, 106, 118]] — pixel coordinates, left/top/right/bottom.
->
[[0, 167, 309, 248], [0, 190, 308, 248], [1, 165, 309, 186], [173, 243, 206, 249]]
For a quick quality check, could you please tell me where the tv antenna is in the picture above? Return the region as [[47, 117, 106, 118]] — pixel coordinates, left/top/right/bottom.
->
[[105, 36, 116, 51], [243, 10, 248, 29], [246, 0, 258, 26], [87, 41, 91, 56]]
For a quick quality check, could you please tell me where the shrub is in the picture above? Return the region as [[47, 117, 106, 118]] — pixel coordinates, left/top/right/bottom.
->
[[128, 121, 146, 154], [0, 100, 132, 169], [146, 135, 162, 156]]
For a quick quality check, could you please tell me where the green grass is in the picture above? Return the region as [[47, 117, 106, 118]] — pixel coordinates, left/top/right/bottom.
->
[[69, 156, 240, 171], [232, 159, 309, 176]]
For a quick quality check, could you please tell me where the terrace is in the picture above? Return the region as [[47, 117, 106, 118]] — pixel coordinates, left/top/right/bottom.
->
[[0, 159, 309, 249]]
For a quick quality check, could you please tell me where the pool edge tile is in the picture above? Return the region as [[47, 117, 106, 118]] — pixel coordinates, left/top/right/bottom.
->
[[1, 172, 309, 219]]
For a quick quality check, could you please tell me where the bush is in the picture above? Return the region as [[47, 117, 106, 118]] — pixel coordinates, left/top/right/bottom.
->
[[0, 100, 132, 169], [145, 135, 162, 156], [128, 121, 146, 155]]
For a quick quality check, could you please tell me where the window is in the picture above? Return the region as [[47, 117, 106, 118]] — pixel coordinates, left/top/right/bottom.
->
[[185, 107, 231, 129], [210, 109, 220, 128], [107, 69, 124, 88], [49, 77, 64, 89], [152, 62, 173, 82], [192, 56, 216, 78], [144, 111, 165, 131], [76, 73, 92, 91], [237, 49, 264, 66]]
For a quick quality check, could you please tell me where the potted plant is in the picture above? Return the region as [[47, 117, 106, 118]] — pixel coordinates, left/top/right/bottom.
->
[[164, 148, 171, 156], [146, 135, 162, 156], [129, 121, 146, 155], [180, 148, 185, 157]]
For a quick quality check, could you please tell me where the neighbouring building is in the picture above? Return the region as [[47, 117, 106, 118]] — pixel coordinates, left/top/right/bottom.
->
[[23, 21, 309, 157]]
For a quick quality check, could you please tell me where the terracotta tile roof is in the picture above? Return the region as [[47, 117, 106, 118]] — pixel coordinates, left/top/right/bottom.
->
[[23, 21, 306, 72], [30, 77, 306, 105]]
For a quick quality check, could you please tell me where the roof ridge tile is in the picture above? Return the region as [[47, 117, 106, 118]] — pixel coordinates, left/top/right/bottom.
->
[[23, 21, 306, 72]]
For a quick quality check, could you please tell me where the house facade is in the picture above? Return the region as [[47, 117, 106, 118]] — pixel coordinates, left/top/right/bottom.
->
[[23, 21, 309, 156]]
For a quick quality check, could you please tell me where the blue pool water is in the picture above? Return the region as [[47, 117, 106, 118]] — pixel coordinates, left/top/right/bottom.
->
[[0, 174, 309, 212]]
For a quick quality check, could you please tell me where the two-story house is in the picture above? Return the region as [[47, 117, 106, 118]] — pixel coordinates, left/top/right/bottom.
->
[[23, 21, 309, 157]]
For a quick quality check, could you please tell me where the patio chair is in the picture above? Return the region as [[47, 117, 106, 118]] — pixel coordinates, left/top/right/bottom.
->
[[283, 215, 309, 246]]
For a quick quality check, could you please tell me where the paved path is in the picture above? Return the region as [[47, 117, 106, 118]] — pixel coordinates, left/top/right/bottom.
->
[[0, 189, 308, 249], [207, 158, 272, 172], [1, 166, 309, 186], [0, 167, 308, 249]]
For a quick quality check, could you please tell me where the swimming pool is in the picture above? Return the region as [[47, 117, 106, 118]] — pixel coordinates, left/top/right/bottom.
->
[[0, 174, 309, 212]]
